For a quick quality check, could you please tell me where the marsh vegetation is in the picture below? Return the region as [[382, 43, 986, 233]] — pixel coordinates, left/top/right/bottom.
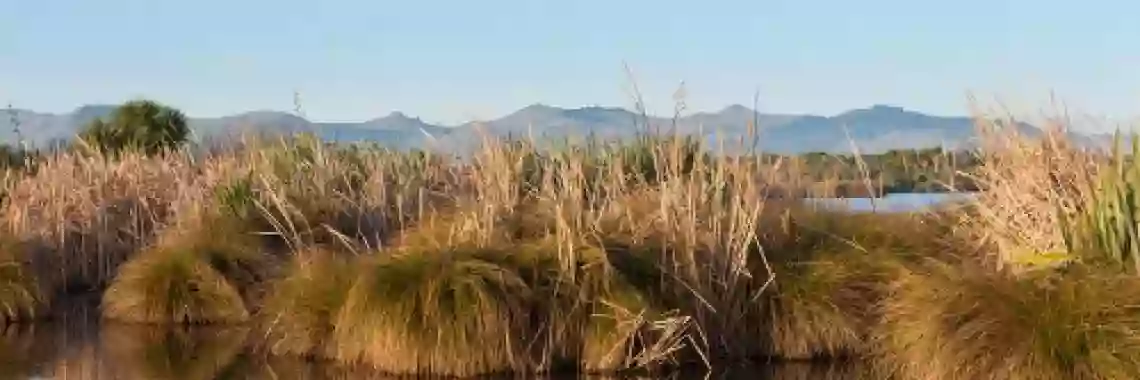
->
[[0, 99, 1137, 379]]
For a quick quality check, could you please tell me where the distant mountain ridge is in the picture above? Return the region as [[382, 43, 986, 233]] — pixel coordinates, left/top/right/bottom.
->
[[0, 103, 1114, 154]]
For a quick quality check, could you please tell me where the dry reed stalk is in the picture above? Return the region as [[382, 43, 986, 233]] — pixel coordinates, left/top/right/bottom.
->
[[0, 151, 200, 293], [956, 114, 1102, 270]]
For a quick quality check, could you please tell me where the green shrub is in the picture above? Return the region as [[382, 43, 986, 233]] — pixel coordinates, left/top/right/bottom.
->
[[79, 100, 190, 156]]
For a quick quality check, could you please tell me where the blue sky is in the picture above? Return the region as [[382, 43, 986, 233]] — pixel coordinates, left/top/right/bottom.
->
[[1, 0, 1137, 125]]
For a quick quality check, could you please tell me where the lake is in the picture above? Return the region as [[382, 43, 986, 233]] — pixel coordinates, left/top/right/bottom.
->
[[803, 192, 976, 213]]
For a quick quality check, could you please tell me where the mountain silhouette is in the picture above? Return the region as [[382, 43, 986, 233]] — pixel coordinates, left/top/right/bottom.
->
[[0, 103, 1110, 154]]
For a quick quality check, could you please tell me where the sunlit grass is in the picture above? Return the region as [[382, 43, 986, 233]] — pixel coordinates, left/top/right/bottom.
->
[[331, 245, 538, 377], [258, 249, 356, 358], [874, 260, 1140, 380]]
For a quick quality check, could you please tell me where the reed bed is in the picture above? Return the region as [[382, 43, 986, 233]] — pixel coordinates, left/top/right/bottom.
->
[[5, 109, 1140, 378]]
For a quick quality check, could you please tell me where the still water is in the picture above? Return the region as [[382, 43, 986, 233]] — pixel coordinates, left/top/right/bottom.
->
[[804, 192, 976, 213], [6, 315, 867, 379]]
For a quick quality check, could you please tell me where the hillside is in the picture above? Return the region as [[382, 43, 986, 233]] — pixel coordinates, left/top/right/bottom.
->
[[0, 103, 1111, 154]]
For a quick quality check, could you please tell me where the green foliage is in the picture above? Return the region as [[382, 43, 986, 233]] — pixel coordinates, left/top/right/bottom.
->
[[1060, 133, 1140, 273], [79, 99, 190, 155], [776, 147, 980, 194]]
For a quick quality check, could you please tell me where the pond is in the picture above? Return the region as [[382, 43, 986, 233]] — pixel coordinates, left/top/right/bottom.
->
[[803, 192, 976, 213], [6, 311, 868, 379]]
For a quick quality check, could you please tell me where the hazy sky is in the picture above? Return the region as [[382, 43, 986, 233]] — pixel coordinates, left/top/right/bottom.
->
[[2, 0, 1138, 124]]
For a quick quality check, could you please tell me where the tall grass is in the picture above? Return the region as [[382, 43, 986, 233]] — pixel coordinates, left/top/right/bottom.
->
[[956, 115, 1102, 270], [101, 217, 263, 324], [874, 260, 1140, 380], [1060, 133, 1140, 273], [331, 245, 538, 377], [258, 249, 356, 358], [0, 151, 198, 294], [13, 106, 1140, 377]]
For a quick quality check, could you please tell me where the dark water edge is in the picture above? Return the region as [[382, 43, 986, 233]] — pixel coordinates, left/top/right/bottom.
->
[[0, 316, 869, 380]]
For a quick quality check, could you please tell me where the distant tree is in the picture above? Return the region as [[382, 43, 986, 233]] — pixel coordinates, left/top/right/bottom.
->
[[79, 100, 190, 155]]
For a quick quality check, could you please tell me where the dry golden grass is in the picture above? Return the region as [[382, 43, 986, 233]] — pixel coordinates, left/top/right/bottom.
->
[[331, 246, 538, 377], [18, 113, 1140, 378], [0, 151, 201, 294], [955, 116, 1103, 271], [102, 249, 250, 324], [258, 249, 356, 358], [873, 260, 1140, 380]]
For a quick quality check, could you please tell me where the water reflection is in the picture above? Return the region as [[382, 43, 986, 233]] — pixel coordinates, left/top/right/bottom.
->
[[2, 320, 868, 379]]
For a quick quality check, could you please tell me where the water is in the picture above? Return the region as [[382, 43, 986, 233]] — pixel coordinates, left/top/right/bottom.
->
[[804, 192, 976, 213], [4, 317, 867, 379]]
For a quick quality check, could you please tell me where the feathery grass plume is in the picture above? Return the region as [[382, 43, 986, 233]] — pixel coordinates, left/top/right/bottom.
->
[[258, 249, 357, 358], [332, 246, 538, 377], [0, 149, 197, 293], [523, 132, 778, 363], [873, 261, 1140, 380], [235, 135, 454, 252], [957, 113, 1101, 271], [100, 324, 248, 380]]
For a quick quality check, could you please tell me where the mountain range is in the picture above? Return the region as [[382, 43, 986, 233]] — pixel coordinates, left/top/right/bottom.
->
[[0, 103, 1112, 154]]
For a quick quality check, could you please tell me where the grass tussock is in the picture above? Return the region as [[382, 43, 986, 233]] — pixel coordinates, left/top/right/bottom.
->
[[12, 103, 1140, 378], [102, 249, 250, 324], [874, 261, 1140, 380], [258, 250, 356, 358], [332, 245, 537, 377], [755, 210, 936, 361], [101, 207, 272, 324]]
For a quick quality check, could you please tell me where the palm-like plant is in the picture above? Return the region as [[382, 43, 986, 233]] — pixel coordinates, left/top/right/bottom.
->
[[79, 100, 190, 156]]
